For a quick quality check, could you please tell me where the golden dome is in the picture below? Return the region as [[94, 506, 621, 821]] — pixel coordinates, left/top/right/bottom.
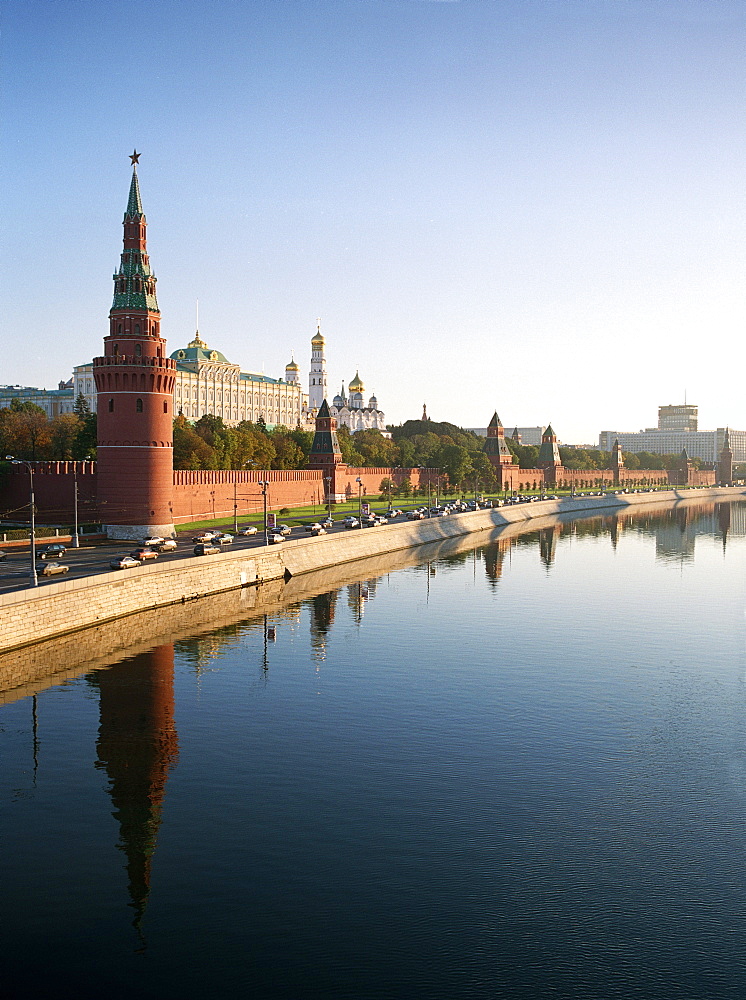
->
[[311, 322, 325, 346], [285, 358, 299, 371], [348, 370, 364, 392]]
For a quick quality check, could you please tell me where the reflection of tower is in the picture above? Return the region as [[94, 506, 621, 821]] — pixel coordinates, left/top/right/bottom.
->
[[309, 589, 338, 661], [483, 538, 510, 588], [90, 644, 179, 936], [716, 502, 731, 552], [539, 525, 560, 568]]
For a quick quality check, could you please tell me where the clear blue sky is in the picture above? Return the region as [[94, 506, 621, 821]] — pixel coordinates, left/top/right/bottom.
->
[[2, 0, 744, 443]]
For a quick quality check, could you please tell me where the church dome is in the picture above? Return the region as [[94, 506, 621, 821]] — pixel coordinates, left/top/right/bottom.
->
[[311, 323, 325, 346], [348, 371, 364, 392], [285, 358, 299, 372]]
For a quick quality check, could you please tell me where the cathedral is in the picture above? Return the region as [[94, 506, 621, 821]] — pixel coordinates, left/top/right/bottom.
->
[[307, 321, 385, 432]]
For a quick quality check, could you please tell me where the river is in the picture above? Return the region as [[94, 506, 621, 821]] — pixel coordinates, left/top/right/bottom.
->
[[1, 499, 744, 999]]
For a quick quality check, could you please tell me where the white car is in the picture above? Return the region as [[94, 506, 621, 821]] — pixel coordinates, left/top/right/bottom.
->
[[143, 535, 165, 547], [268, 533, 285, 544], [343, 517, 360, 529], [238, 525, 258, 536]]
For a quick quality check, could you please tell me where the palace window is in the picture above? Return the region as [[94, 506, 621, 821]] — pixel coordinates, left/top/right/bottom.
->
[[136, 398, 143, 412]]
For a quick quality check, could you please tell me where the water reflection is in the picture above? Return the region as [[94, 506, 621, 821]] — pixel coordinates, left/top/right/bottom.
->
[[88, 645, 179, 940], [0, 497, 744, 998]]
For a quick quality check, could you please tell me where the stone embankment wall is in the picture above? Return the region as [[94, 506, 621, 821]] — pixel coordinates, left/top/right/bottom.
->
[[2, 487, 743, 655]]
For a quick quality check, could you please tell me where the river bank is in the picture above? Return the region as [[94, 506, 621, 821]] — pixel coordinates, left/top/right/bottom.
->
[[3, 486, 743, 656]]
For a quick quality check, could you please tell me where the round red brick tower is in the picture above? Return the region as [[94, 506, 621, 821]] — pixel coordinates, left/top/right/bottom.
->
[[93, 153, 175, 539]]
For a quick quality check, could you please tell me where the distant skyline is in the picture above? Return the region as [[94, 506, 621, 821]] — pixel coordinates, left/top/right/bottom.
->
[[2, 0, 744, 443]]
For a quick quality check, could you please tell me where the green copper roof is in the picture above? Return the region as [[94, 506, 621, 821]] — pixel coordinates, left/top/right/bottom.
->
[[171, 345, 230, 364], [125, 168, 144, 219], [488, 411, 501, 429]]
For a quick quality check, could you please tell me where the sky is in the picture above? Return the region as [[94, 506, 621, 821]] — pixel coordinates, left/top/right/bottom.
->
[[2, 0, 744, 443]]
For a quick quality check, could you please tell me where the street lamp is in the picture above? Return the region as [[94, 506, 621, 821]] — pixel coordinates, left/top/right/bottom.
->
[[234, 461, 251, 535], [325, 476, 332, 521], [260, 480, 270, 546], [356, 476, 363, 527], [72, 456, 91, 548], [7, 456, 38, 587]]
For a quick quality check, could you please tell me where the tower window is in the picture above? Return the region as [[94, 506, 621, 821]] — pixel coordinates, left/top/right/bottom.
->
[[136, 398, 143, 412], [164, 400, 168, 413], [134, 324, 140, 336], [108, 399, 114, 412], [135, 344, 142, 357], [117, 324, 122, 335]]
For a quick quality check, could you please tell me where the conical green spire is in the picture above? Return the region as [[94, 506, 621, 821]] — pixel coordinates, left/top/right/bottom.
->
[[125, 167, 144, 219], [488, 412, 501, 429]]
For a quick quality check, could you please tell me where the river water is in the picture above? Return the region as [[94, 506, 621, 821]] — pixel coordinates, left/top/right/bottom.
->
[[1, 500, 745, 999]]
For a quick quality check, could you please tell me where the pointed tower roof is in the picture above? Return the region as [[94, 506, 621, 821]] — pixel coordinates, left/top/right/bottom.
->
[[317, 398, 331, 418], [544, 423, 555, 438], [488, 412, 502, 429], [125, 166, 144, 219]]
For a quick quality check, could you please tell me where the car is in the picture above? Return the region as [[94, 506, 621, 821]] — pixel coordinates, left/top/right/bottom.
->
[[238, 525, 258, 536], [268, 533, 285, 544], [213, 533, 234, 545], [310, 526, 327, 536], [278, 524, 292, 536], [36, 560, 70, 576], [407, 511, 424, 520], [39, 543, 66, 560], [304, 522, 322, 532], [130, 547, 159, 561], [110, 555, 141, 570], [343, 517, 360, 529], [143, 535, 165, 547], [375, 515, 388, 524], [193, 531, 219, 543], [155, 538, 177, 552], [193, 543, 221, 556], [361, 516, 378, 528], [322, 518, 334, 528]]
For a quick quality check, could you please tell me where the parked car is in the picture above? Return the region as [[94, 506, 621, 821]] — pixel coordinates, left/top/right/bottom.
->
[[143, 535, 165, 548], [130, 547, 159, 561], [213, 533, 234, 545], [110, 555, 141, 570], [37, 561, 69, 576], [155, 538, 177, 552], [268, 533, 285, 544], [238, 525, 258, 535], [39, 543, 66, 560], [193, 543, 220, 556]]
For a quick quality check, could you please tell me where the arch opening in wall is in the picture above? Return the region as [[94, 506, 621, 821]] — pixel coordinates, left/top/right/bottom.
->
[[136, 398, 143, 412]]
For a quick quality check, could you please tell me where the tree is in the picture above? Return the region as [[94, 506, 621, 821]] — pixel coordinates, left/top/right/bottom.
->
[[50, 413, 82, 460], [73, 392, 91, 418]]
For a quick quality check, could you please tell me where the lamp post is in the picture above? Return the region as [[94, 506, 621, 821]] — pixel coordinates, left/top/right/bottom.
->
[[8, 456, 38, 587], [260, 480, 269, 546], [325, 476, 332, 521], [356, 476, 363, 527], [72, 456, 91, 548], [233, 462, 251, 535]]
